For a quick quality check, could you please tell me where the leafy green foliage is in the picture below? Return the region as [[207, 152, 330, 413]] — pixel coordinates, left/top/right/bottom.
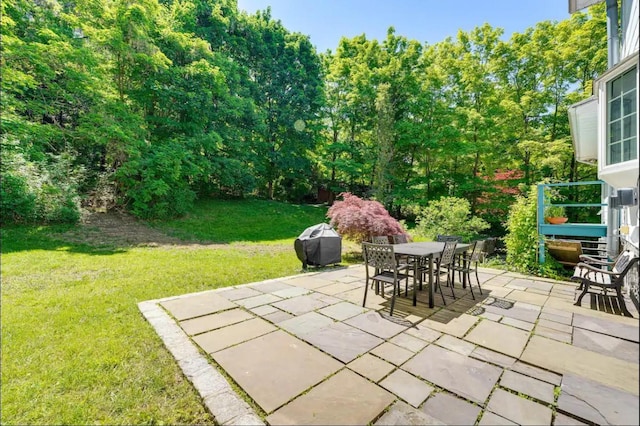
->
[[414, 197, 490, 242], [504, 185, 564, 275], [504, 186, 539, 272], [1, 140, 82, 224]]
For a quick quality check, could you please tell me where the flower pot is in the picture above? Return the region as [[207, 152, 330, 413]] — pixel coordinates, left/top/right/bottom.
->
[[545, 216, 568, 224]]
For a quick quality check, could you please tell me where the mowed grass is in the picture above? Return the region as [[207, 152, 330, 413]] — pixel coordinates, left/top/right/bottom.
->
[[1, 199, 345, 425]]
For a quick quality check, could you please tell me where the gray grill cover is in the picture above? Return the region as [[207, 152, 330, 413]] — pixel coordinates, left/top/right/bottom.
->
[[294, 223, 342, 268]]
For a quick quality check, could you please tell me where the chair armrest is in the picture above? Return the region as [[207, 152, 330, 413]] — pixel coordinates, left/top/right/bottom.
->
[[576, 262, 618, 276], [579, 255, 613, 266]]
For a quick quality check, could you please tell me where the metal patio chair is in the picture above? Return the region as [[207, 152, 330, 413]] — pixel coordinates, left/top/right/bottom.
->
[[449, 240, 485, 300], [362, 242, 411, 316]]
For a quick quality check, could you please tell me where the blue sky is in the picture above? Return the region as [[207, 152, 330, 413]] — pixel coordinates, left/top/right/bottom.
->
[[237, 0, 572, 52]]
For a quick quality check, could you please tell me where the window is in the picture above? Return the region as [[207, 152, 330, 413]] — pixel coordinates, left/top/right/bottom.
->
[[607, 67, 637, 165]]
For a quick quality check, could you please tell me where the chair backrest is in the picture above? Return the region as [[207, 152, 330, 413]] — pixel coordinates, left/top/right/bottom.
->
[[437, 235, 462, 242], [439, 241, 458, 266], [362, 242, 397, 269], [613, 251, 636, 274], [371, 236, 390, 244], [469, 240, 485, 262], [392, 234, 408, 244]]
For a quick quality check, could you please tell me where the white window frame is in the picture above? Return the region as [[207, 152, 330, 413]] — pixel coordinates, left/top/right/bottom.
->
[[606, 66, 637, 165], [596, 54, 639, 175]]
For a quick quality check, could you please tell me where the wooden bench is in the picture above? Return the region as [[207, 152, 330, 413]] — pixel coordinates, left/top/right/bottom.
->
[[571, 250, 639, 317]]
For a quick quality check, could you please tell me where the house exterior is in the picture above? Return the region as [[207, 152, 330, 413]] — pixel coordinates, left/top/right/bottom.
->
[[567, 0, 639, 308]]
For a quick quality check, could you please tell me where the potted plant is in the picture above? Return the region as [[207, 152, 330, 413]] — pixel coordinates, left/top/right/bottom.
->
[[545, 205, 567, 224]]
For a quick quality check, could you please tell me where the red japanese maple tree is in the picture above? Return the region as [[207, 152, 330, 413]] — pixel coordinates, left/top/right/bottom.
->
[[327, 192, 407, 243]]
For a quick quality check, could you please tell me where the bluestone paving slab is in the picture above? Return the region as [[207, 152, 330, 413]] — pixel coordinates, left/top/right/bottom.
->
[[212, 330, 342, 413], [479, 310, 503, 322], [192, 318, 276, 354], [520, 335, 639, 395], [278, 311, 334, 336], [421, 392, 482, 425], [535, 325, 572, 343], [236, 293, 282, 309], [484, 275, 512, 287], [572, 313, 639, 342], [250, 304, 278, 316], [340, 287, 387, 307], [379, 369, 434, 407], [499, 370, 555, 404], [262, 310, 294, 324], [272, 294, 332, 315], [487, 388, 553, 425], [345, 312, 408, 339], [315, 282, 357, 296], [553, 412, 588, 425], [509, 361, 561, 385], [403, 344, 502, 405], [464, 319, 530, 358], [558, 373, 640, 425], [539, 311, 573, 326], [318, 301, 366, 321], [478, 411, 517, 425], [470, 346, 517, 368], [538, 318, 573, 333], [161, 292, 236, 321], [250, 280, 293, 293], [484, 286, 513, 298], [418, 313, 479, 338], [405, 324, 442, 342], [347, 353, 395, 382], [218, 286, 264, 301], [271, 286, 309, 299], [301, 321, 383, 363], [435, 334, 475, 356], [484, 303, 540, 324], [389, 333, 428, 353], [370, 342, 414, 366], [311, 292, 342, 305], [500, 316, 535, 331], [572, 327, 639, 363], [179, 308, 254, 335], [506, 289, 549, 306], [374, 401, 445, 425], [284, 275, 335, 290], [265, 369, 395, 425]]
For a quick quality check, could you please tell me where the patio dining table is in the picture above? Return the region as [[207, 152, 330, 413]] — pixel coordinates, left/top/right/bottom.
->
[[393, 242, 470, 308]]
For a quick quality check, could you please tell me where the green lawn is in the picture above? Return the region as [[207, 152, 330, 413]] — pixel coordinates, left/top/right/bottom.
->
[[1, 199, 351, 425]]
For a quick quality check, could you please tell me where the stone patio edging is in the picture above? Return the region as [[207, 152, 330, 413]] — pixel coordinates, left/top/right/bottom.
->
[[138, 298, 264, 425]]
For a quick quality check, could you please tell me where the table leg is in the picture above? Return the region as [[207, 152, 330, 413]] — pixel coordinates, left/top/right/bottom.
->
[[413, 260, 418, 306], [428, 255, 434, 308], [462, 255, 468, 289]]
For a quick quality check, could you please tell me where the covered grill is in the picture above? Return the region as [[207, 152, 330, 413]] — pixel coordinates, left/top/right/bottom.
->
[[294, 223, 342, 268]]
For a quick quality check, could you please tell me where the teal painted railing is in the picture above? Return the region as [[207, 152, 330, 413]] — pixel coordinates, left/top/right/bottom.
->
[[537, 181, 608, 263]]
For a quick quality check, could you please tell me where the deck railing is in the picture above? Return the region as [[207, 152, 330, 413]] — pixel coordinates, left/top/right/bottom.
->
[[537, 181, 608, 263]]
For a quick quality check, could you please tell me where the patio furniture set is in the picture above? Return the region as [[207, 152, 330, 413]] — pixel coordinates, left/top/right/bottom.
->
[[362, 235, 488, 316]]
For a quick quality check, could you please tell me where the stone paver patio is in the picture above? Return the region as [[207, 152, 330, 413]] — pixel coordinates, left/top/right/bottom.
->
[[139, 265, 640, 425]]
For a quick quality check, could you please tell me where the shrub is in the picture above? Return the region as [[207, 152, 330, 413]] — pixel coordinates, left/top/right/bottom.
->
[[414, 197, 490, 242], [116, 141, 197, 219], [505, 184, 564, 276], [326, 192, 406, 243], [1, 140, 82, 224]]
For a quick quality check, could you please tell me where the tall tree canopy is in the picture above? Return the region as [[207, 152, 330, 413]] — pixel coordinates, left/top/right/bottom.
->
[[1, 0, 607, 232]]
